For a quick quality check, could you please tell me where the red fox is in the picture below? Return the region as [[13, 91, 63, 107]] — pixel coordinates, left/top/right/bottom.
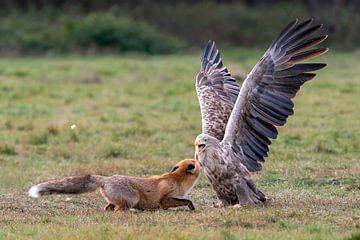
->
[[29, 159, 200, 211]]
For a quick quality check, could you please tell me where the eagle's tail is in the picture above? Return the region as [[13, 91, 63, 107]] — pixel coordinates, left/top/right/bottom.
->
[[236, 176, 267, 206]]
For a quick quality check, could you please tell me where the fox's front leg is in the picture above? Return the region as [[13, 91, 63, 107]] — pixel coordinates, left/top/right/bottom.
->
[[160, 197, 195, 211]]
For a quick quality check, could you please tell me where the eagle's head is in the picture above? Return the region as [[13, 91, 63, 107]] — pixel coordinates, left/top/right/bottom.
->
[[194, 133, 221, 163]]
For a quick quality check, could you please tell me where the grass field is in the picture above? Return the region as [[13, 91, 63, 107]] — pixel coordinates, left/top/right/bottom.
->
[[0, 49, 359, 240]]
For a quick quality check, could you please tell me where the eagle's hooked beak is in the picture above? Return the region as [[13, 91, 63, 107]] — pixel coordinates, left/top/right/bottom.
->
[[194, 138, 206, 155]]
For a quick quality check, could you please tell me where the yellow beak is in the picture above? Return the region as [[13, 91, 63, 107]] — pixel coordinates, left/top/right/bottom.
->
[[194, 138, 206, 155], [194, 139, 199, 149], [194, 139, 205, 149]]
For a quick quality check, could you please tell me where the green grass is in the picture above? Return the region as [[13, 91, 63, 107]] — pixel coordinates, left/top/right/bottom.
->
[[0, 49, 359, 239]]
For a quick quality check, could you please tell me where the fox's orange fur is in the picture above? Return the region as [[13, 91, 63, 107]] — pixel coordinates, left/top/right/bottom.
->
[[29, 159, 200, 211]]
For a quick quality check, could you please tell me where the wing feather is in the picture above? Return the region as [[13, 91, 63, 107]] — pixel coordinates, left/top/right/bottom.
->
[[196, 40, 241, 140], [222, 19, 328, 172]]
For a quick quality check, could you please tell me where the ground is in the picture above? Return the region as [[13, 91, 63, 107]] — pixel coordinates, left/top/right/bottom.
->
[[0, 49, 359, 239]]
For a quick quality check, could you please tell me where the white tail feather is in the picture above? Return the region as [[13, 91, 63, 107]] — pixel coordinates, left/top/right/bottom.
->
[[28, 185, 41, 198]]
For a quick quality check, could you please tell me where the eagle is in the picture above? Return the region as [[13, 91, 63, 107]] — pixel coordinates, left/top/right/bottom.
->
[[193, 19, 328, 206]]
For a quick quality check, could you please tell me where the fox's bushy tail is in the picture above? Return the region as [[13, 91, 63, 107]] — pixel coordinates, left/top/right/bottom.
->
[[28, 175, 104, 198]]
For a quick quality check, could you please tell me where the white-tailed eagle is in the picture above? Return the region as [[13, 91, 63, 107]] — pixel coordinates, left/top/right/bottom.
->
[[194, 19, 328, 206]]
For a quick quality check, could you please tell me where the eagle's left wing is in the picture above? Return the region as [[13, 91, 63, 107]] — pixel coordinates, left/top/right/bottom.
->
[[195, 40, 240, 141], [222, 19, 328, 172]]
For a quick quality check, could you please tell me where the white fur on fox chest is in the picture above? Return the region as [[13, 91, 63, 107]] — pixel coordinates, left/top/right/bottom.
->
[[176, 176, 199, 199]]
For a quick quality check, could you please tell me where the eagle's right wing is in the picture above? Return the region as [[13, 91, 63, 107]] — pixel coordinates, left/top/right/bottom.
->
[[222, 19, 328, 172], [195, 41, 240, 141]]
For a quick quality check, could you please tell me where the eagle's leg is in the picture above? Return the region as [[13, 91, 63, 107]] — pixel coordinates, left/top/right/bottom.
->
[[235, 176, 266, 206]]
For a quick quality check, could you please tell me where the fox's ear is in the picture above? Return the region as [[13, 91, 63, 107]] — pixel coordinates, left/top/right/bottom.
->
[[171, 166, 179, 173], [186, 164, 196, 173]]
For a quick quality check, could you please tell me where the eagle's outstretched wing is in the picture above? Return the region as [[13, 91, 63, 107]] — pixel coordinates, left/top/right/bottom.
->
[[195, 41, 240, 141], [222, 19, 328, 172]]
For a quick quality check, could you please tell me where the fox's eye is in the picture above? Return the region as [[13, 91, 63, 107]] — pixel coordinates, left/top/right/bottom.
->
[[171, 166, 179, 172], [186, 164, 195, 173]]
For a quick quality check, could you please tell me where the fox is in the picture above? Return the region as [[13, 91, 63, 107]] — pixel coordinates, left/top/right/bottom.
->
[[28, 159, 200, 211]]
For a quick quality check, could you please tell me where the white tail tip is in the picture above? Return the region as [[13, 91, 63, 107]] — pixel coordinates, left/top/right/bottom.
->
[[28, 185, 40, 198]]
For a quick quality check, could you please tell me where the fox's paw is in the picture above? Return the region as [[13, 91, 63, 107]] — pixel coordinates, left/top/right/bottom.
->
[[104, 203, 116, 211], [188, 201, 196, 211]]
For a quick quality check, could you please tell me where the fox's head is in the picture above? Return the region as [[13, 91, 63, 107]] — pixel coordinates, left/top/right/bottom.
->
[[170, 159, 201, 198], [170, 159, 201, 178]]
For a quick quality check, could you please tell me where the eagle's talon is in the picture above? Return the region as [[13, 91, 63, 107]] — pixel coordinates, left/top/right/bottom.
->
[[212, 201, 225, 208]]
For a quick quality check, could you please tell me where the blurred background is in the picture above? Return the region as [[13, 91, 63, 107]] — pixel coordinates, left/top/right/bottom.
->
[[0, 0, 358, 55]]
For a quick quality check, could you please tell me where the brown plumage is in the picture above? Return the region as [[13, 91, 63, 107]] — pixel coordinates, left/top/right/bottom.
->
[[194, 19, 328, 206]]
